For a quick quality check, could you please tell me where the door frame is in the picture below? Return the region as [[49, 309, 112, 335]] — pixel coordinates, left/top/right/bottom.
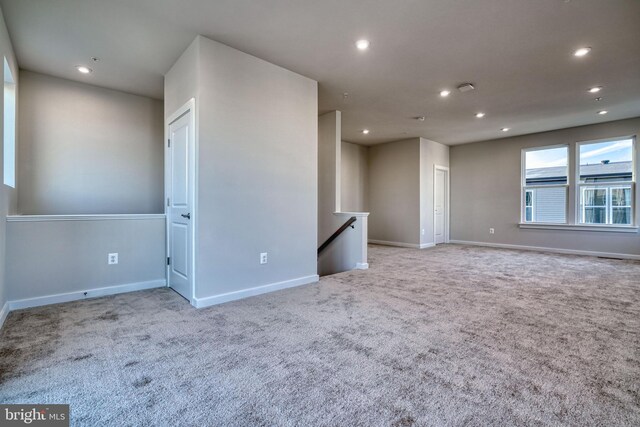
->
[[433, 164, 450, 244], [165, 98, 197, 304]]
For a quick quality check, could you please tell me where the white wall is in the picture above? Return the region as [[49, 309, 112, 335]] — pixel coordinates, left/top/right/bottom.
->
[[0, 5, 18, 321], [341, 141, 368, 212], [6, 217, 166, 305], [450, 117, 640, 256], [18, 71, 164, 215], [420, 138, 450, 247], [368, 138, 421, 246], [166, 36, 319, 303]]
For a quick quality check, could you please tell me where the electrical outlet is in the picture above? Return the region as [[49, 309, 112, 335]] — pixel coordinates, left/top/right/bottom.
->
[[421, 229, 425, 235], [260, 252, 268, 264], [108, 253, 118, 265], [489, 228, 495, 234]]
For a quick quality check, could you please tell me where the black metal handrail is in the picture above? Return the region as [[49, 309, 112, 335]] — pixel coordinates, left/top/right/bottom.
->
[[317, 216, 357, 257]]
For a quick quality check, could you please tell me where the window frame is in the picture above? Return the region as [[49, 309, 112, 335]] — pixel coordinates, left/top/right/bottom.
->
[[575, 137, 636, 227], [521, 144, 569, 224]]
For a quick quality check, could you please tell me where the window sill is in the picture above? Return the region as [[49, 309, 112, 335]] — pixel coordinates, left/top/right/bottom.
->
[[518, 223, 638, 233]]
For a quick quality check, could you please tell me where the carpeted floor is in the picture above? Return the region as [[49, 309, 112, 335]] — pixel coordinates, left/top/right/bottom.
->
[[1, 244, 639, 426]]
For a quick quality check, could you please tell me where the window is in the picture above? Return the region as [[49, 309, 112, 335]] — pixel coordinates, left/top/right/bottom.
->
[[521, 137, 636, 229], [522, 146, 568, 223], [3, 57, 15, 187], [578, 138, 634, 225]]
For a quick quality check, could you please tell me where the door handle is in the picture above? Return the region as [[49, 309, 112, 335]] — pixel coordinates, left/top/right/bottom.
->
[[181, 213, 191, 220]]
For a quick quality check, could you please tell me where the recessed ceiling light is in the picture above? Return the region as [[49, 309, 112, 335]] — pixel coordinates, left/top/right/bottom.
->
[[574, 47, 591, 57], [75, 65, 92, 74], [598, 110, 608, 115], [362, 129, 370, 134], [501, 127, 510, 132], [355, 40, 370, 50], [440, 90, 451, 97], [594, 97, 603, 102], [475, 112, 485, 118], [588, 86, 602, 93]]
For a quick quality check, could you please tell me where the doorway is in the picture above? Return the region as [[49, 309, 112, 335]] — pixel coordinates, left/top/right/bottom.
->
[[434, 165, 449, 245], [166, 99, 196, 302]]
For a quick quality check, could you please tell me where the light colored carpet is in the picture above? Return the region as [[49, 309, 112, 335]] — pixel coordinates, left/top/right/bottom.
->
[[1, 244, 639, 426]]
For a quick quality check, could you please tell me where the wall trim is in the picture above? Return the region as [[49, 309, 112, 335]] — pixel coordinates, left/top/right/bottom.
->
[[369, 241, 435, 249], [7, 214, 166, 222], [369, 239, 426, 249], [8, 279, 167, 311], [449, 240, 640, 260], [355, 262, 369, 269], [193, 274, 319, 308], [0, 302, 9, 330]]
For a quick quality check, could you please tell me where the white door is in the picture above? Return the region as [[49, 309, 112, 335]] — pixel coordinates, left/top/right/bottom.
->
[[167, 108, 193, 301], [435, 168, 447, 244]]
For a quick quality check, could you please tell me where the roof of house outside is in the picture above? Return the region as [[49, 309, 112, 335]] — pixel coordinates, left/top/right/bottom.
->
[[526, 161, 632, 180]]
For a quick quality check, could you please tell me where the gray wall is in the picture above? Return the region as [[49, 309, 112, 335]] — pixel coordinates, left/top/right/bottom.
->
[[164, 38, 199, 119], [166, 36, 318, 300], [6, 218, 166, 301], [420, 138, 450, 246], [18, 71, 164, 215], [0, 6, 17, 313], [368, 138, 421, 245], [450, 117, 640, 256], [341, 141, 369, 212]]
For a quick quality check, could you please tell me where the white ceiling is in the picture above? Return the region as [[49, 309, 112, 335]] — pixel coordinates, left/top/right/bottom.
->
[[1, 0, 639, 145]]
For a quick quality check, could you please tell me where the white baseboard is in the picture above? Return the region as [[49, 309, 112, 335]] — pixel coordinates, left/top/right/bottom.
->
[[369, 240, 436, 250], [0, 301, 9, 330], [355, 262, 369, 269], [193, 274, 319, 308], [369, 239, 420, 249], [449, 240, 640, 260], [8, 279, 167, 311]]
